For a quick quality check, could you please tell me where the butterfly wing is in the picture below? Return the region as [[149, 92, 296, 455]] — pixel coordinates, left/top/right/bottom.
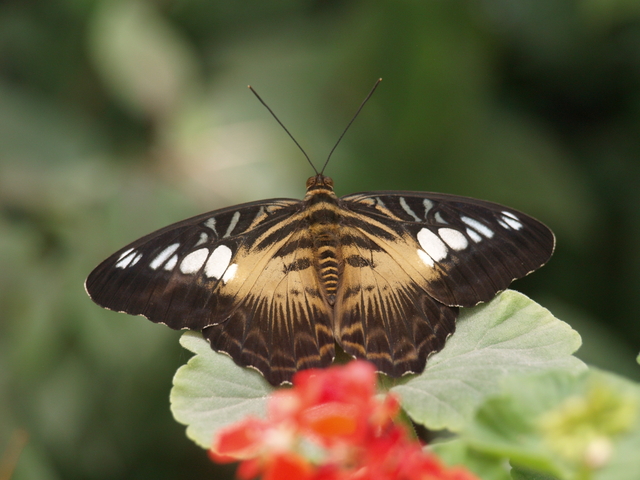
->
[[86, 199, 335, 385], [341, 192, 555, 307], [333, 191, 554, 376]]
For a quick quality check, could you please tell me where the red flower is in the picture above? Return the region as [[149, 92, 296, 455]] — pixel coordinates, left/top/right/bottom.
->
[[210, 361, 478, 480]]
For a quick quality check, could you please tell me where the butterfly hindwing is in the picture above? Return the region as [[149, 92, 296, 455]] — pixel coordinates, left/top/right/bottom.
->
[[333, 224, 458, 377], [203, 229, 335, 385]]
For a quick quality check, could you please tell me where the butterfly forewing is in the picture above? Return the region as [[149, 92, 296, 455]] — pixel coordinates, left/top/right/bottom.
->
[[86, 199, 287, 326], [341, 192, 555, 308], [321, 191, 552, 378]]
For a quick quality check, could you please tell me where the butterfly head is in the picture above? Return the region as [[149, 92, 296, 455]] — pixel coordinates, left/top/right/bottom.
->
[[306, 174, 334, 193]]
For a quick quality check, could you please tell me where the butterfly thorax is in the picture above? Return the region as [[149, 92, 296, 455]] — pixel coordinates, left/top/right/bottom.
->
[[304, 175, 342, 305]]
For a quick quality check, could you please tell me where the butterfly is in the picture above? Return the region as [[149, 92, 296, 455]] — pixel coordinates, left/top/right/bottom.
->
[[85, 82, 555, 386]]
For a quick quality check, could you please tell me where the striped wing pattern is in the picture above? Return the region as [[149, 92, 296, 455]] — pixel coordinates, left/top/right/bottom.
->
[[332, 191, 553, 378], [333, 221, 458, 377], [86, 177, 554, 385], [341, 192, 555, 307], [201, 226, 335, 384], [86, 198, 335, 385]]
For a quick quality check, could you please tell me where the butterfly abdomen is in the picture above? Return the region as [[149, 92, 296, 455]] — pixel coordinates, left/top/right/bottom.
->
[[303, 181, 344, 306], [313, 229, 340, 305]]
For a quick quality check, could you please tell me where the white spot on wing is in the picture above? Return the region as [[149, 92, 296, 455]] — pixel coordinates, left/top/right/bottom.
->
[[150, 243, 180, 270], [417, 249, 434, 267], [115, 249, 139, 269], [224, 211, 240, 238], [399, 197, 421, 221], [461, 216, 494, 238], [466, 228, 482, 243], [505, 217, 523, 230], [423, 199, 434, 217], [434, 211, 448, 224], [117, 248, 133, 261], [222, 263, 238, 283], [205, 217, 217, 235], [417, 228, 448, 262], [438, 228, 468, 250], [129, 253, 142, 267], [195, 232, 208, 246], [501, 212, 523, 230], [180, 248, 209, 274], [164, 255, 178, 270], [205, 245, 233, 279]]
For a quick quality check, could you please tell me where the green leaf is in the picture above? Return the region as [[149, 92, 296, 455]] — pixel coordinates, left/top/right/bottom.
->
[[510, 465, 560, 480], [600, 423, 640, 480], [170, 331, 274, 449], [463, 369, 640, 480], [431, 438, 511, 480], [392, 290, 585, 432], [593, 370, 640, 480]]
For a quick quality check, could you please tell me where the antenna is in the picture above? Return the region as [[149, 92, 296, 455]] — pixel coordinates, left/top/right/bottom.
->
[[248, 85, 318, 175], [249, 79, 382, 176], [320, 78, 382, 175]]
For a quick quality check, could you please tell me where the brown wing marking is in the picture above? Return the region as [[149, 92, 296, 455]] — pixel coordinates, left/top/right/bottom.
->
[[334, 226, 457, 378], [342, 193, 555, 308], [203, 228, 334, 385], [339, 206, 461, 305]]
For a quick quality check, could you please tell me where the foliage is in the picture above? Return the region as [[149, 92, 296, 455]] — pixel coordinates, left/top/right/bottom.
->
[[391, 291, 585, 432], [171, 332, 272, 449], [433, 368, 640, 480]]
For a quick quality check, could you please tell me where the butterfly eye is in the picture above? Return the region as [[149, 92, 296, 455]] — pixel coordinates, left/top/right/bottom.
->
[[306, 176, 316, 189], [305, 174, 334, 192]]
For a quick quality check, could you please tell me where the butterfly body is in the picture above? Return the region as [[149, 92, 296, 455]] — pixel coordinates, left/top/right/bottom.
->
[[86, 174, 554, 386], [303, 174, 342, 304]]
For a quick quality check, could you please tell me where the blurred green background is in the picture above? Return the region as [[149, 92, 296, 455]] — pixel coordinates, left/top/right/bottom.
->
[[2, 0, 640, 478]]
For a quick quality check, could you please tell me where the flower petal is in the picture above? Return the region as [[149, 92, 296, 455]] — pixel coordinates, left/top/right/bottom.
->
[[211, 417, 268, 460], [302, 402, 360, 439]]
